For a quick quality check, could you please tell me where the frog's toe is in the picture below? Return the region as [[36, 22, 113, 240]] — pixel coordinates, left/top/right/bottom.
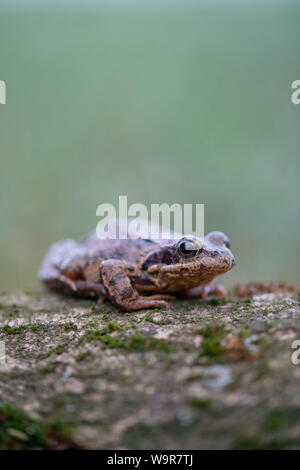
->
[[65, 278, 77, 292], [209, 283, 227, 297], [118, 298, 171, 312], [153, 300, 171, 310], [146, 294, 176, 302], [97, 293, 106, 305]]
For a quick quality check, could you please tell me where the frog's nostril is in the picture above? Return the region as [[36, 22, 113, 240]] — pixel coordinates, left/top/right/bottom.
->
[[208, 250, 220, 258]]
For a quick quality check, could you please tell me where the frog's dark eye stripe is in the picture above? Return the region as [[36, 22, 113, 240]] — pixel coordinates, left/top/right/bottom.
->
[[176, 238, 203, 259]]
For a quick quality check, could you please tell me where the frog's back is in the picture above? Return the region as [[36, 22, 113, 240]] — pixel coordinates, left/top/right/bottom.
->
[[79, 231, 157, 264], [79, 218, 177, 265]]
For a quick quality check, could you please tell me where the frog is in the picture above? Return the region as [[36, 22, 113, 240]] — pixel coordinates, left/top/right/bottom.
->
[[38, 220, 235, 312]]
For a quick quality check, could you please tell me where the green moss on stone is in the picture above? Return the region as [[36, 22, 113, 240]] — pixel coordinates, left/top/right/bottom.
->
[[2, 325, 27, 335], [59, 322, 78, 332], [198, 324, 226, 357], [86, 328, 173, 353]]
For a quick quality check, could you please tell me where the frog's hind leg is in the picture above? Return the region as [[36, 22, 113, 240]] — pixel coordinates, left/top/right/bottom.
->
[[73, 280, 106, 299], [100, 259, 173, 312], [39, 239, 105, 299], [38, 239, 77, 294]]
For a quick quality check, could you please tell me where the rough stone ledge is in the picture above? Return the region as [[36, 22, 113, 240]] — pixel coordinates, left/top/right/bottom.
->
[[0, 288, 300, 449]]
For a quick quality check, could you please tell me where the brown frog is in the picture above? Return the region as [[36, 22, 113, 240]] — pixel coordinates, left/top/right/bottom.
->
[[38, 222, 235, 311]]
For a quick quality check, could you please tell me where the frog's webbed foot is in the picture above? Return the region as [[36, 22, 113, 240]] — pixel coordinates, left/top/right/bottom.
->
[[185, 280, 227, 298], [144, 294, 176, 302], [100, 260, 172, 312], [41, 273, 77, 296]]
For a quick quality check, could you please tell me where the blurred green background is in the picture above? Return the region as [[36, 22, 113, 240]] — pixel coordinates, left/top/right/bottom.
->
[[0, 1, 299, 290]]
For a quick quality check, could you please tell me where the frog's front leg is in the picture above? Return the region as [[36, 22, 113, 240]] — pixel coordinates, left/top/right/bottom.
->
[[185, 279, 227, 298], [99, 260, 173, 312]]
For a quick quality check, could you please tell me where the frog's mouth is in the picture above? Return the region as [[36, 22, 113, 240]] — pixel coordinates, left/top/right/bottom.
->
[[148, 254, 235, 276]]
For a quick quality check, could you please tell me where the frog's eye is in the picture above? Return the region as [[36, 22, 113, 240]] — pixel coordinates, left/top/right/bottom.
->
[[176, 238, 202, 259]]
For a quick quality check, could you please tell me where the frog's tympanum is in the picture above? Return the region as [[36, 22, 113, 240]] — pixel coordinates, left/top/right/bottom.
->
[[39, 221, 235, 312]]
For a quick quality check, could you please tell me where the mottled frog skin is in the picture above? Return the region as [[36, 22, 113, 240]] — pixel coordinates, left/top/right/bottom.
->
[[38, 222, 235, 311]]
